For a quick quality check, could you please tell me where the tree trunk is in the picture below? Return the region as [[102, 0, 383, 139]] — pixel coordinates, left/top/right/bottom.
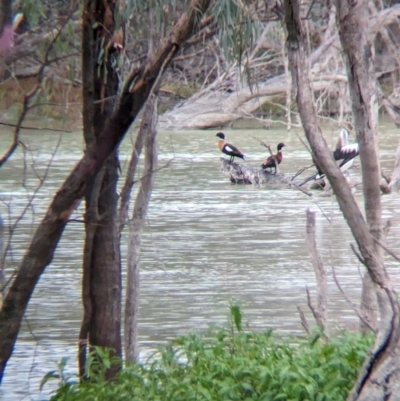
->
[[89, 158, 122, 376], [359, 272, 378, 333], [124, 91, 158, 363], [282, 1, 400, 400], [78, 0, 122, 379], [336, 0, 382, 333], [0, 0, 212, 383]]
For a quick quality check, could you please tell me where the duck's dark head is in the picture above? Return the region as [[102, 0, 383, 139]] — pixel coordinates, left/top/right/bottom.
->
[[216, 132, 225, 140], [277, 142, 285, 151]]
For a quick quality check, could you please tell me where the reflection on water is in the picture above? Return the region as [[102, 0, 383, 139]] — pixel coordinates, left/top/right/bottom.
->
[[0, 123, 399, 400]]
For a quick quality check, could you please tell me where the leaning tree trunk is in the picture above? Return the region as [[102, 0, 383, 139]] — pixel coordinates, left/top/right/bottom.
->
[[282, 1, 400, 399], [0, 0, 212, 383]]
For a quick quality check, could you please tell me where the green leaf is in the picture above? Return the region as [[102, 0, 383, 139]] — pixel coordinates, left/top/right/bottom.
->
[[230, 304, 242, 332], [40, 371, 59, 390]]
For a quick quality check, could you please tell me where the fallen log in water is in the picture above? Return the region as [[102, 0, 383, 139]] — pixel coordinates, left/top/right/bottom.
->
[[219, 158, 291, 185]]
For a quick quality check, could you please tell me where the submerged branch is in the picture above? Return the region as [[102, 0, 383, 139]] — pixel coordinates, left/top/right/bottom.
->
[[218, 158, 289, 185]]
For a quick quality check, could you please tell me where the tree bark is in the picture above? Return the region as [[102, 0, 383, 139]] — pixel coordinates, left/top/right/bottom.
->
[[78, 0, 122, 379], [0, 0, 212, 383], [88, 158, 121, 377], [124, 91, 158, 363]]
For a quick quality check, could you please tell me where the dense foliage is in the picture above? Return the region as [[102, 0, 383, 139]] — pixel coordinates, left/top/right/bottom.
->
[[50, 316, 372, 401]]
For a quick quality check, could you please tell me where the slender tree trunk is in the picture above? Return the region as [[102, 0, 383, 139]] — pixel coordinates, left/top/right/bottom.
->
[[305, 209, 328, 334], [124, 92, 158, 362], [123, 8, 161, 362], [283, 1, 400, 399]]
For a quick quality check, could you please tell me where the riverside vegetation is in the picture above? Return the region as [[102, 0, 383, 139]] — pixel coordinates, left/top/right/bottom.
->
[[47, 307, 372, 401]]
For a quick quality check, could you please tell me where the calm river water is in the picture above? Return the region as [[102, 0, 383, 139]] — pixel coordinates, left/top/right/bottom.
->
[[0, 122, 399, 400]]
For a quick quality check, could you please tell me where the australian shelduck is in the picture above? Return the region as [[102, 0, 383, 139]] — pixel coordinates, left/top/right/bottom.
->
[[316, 129, 359, 178], [216, 132, 245, 162], [261, 142, 285, 173]]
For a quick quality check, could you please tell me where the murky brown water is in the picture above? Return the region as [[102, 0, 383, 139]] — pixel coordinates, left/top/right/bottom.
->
[[0, 122, 399, 400]]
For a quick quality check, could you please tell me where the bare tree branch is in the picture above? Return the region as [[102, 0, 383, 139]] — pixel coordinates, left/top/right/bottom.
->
[[305, 209, 328, 334], [0, 121, 72, 133], [331, 263, 377, 334], [297, 305, 310, 335]]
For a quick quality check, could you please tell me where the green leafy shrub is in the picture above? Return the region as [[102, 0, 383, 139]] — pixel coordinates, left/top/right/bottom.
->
[[49, 309, 372, 401]]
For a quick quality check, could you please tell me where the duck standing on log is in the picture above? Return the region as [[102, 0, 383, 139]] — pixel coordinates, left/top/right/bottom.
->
[[316, 129, 359, 178], [216, 132, 245, 162], [261, 142, 285, 173]]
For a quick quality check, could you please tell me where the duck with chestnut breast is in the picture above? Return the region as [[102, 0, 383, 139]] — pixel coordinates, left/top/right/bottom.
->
[[216, 132, 245, 162], [316, 129, 359, 178], [261, 142, 285, 173]]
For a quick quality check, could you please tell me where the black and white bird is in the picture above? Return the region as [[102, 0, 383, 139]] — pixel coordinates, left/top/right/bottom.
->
[[316, 129, 359, 178], [216, 132, 245, 162], [333, 129, 359, 170]]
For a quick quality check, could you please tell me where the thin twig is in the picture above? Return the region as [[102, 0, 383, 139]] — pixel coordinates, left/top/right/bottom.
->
[[297, 306, 310, 334], [298, 172, 319, 187], [305, 0, 317, 19], [251, 135, 273, 155], [296, 132, 312, 154], [290, 185, 332, 224], [25, 316, 40, 389], [291, 164, 314, 181], [372, 237, 400, 264], [0, 121, 72, 133], [1, 136, 62, 293], [291, 182, 312, 196], [305, 286, 321, 326], [331, 263, 377, 333], [131, 158, 175, 186], [350, 243, 366, 266]]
